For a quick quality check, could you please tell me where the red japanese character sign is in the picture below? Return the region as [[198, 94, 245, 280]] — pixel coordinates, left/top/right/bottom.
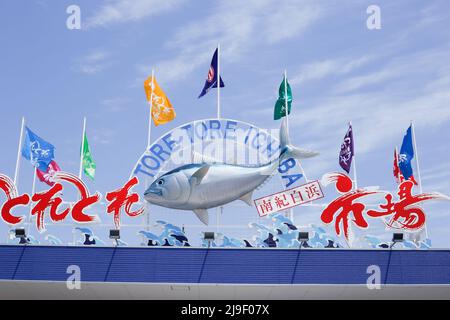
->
[[0, 174, 30, 225], [0, 172, 144, 233], [106, 177, 144, 229], [254, 180, 324, 217], [367, 180, 447, 230], [320, 172, 449, 241]]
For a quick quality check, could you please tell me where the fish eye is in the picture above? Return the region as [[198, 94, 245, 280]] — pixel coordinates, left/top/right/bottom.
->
[[157, 179, 164, 186]]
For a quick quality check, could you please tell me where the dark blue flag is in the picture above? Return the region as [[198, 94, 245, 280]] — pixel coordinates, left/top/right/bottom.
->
[[198, 48, 225, 98], [21, 126, 55, 172], [339, 124, 354, 174], [399, 125, 414, 179]]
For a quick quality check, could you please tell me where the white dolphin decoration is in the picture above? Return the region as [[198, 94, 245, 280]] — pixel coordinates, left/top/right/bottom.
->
[[144, 119, 318, 225]]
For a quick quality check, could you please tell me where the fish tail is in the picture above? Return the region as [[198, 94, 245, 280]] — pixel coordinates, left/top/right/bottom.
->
[[279, 118, 319, 162]]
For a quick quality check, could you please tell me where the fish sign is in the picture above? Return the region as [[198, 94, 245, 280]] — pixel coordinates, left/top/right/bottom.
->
[[254, 180, 324, 217]]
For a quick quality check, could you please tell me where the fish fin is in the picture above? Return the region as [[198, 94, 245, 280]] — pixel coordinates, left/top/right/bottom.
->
[[193, 209, 209, 225], [190, 165, 210, 186], [279, 118, 319, 161], [239, 191, 253, 206]]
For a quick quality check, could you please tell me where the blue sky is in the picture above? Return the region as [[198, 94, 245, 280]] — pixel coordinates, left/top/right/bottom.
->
[[1, 0, 450, 247]]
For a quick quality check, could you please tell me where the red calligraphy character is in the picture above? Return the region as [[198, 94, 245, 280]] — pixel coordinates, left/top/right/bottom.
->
[[0, 174, 29, 225], [259, 199, 273, 215], [305, 184, 321, 200], [31, 183, 69, 232], [53, 172, 100, 223], [320, 173, 379, 240], [368, 180, 447, 230], [274, 194, 289, 209], [106, 177, 144, 229], [290, 189, 304, 204]]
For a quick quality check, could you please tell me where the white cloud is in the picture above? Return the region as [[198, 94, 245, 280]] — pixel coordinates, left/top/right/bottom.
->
[[275, 44, 450, 183], [73, 50, 111, 75], [101, 97, 132, 112], [139, 0, 326, 84], [263, 2, 323, 44], [85, 0, 186, 29], [290, 55, 374, 85], [92, 128, 115, 145]]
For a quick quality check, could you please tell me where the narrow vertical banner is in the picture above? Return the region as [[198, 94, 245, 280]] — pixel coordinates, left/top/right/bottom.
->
[[350, 122, 358, 190], [339, 122, 356, 189], [198, 46, 225, 117]]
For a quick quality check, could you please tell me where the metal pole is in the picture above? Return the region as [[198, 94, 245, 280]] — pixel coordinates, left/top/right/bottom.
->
[[78, 117, 86, 179], [13, 117, 25, 188], [217, 44, 221, 119], [410, 121, 428, 239], [147, 69, 154, 148], [145, 70, 155, 231], [284, 70, 289, 134], [75, 117, 86, 246], [9, 117, 25, 243], [27, 168, 37, 235], [410, 122, 423, 193], [216, 47, 221, 230]]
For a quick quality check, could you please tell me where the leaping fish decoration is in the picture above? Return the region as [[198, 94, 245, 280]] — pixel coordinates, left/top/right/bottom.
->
[[144, 119, 319, 224]]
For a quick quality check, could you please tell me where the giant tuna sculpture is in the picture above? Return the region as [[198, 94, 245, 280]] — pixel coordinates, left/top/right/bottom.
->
[[144, 119, 318, 224]]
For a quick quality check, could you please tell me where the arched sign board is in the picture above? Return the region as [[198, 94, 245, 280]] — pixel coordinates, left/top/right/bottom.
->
[[130, 118, 305, 192]]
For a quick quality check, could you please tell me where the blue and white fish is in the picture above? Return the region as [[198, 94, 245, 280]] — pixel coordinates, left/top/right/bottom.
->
[[144, 120, 318, 224]]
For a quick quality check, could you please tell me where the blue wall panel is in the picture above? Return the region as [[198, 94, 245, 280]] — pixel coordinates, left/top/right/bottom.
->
[[1, 245, 450, 285]]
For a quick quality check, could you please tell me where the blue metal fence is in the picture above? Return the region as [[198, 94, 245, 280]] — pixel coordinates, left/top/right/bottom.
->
[[1, 245, 450, 285]]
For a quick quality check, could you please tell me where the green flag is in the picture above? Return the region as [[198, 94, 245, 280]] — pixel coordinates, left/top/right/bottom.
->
[[82, 133, 96, 180], [274, 77, 292, 120]]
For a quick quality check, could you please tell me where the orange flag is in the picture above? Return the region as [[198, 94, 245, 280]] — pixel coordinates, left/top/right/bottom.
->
[[144, 76, 176, 126]]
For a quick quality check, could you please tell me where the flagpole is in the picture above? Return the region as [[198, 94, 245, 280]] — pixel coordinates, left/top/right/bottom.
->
[[27, 168, 37, 235], [217, 45, 223, 229], [350, 122, 358, 190], [147, 69, 155, 148], [283, 70, 296, 222], [10, 117, 25, 243], [14, 117, 25, 188], [410, 121, 423, 193], [410, 121, 428, 239], [284, 70, 289, 134], [74, 117, 87, 245], [217, 43, 221, 119], [78, 117, 86, 179], [145, 69, 155, 232]]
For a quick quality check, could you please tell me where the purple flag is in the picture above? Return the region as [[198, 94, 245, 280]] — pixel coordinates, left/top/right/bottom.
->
[[339, 124, 354, 174]]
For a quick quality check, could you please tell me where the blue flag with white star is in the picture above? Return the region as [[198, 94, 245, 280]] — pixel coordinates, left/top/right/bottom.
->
[[21, 126, 55, 172], [198, 48, 225, 98]]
